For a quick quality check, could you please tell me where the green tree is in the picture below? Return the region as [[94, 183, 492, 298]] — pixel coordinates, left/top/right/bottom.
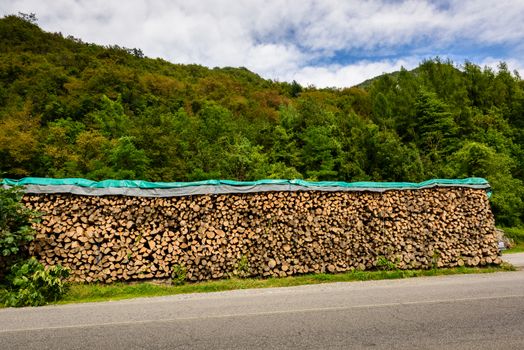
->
[[223, 136, 270, 180], [89, 95, 129, 138], [40, 118, 85, 177], [74, 130, 113, 180], [451, 142, 523, 226], [109, 137, 150, 179], [300, 125, 341, 180], [371, 92, 392, 128], [413, 90, 458, 176], [0, 104, 40, 177]]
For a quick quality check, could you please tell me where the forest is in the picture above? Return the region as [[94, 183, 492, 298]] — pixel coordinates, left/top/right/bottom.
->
[[0, 14, 523, 226]]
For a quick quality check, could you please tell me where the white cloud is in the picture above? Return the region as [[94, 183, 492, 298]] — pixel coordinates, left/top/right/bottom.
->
[[295, 1, 446, 52], [449, 0, 524, 44], [478, 57, 524, 77], [1, 0, 523, 87], [282, 57, 422, 88]]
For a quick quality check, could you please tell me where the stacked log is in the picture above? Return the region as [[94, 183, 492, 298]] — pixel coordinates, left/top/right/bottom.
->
[[21, 187, 501, 283]]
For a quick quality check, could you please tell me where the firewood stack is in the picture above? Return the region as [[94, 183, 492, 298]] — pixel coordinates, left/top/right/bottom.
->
[[21, 187, 501, 283]]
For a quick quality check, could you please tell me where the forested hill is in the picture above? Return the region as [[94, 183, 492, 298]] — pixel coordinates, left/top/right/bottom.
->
[[0, 14, 523, 225]]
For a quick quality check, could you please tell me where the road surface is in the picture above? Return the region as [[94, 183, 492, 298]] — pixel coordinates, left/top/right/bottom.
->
[[1, 262, 523, 349], [504, 252, 524, 269]]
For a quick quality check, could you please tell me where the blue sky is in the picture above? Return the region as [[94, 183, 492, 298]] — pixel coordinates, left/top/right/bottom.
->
[[1, 0, 522, 87]]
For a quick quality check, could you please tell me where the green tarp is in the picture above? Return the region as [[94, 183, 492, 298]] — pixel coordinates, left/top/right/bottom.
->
[[1, 177, 491, 197]]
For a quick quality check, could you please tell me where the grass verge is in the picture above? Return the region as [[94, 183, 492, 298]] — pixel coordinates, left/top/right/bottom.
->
[[58, 264, 515, 305], [501, 227, 524, 254], [504, 244, 524, 254]]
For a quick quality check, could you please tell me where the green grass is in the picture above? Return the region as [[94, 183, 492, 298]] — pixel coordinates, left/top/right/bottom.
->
[[504, 244, 524, 254], [501, 227, 524, 254], [58, 265, 514, 305]]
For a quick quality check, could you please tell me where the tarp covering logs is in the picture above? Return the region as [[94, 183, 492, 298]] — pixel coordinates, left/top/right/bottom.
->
[[4, 178, 500, 283]]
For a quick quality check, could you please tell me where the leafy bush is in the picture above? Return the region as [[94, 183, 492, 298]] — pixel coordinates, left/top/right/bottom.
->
[[0, 187, 69, 307], [234, 255, 251, 277], [0, 257, 70, 307], [375, 256, 398, 271], [502, 227, 524, 244], [0, 186, 37, 258], [1, 186, 40, 280], [171, 264, 187, 286]]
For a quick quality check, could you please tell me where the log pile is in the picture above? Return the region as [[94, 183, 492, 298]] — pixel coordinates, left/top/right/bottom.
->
[[22, 187, 501, 283]]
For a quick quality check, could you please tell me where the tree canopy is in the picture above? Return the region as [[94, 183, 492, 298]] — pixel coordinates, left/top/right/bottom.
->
[[1, 15, 523, 225]]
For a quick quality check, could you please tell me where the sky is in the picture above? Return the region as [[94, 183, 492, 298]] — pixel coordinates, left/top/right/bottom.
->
[[1, 0, 523, 88]]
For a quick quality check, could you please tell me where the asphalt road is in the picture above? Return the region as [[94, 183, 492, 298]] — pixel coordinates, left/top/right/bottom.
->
[[504, 252, 524, 269], [1, 262, 524, 349]]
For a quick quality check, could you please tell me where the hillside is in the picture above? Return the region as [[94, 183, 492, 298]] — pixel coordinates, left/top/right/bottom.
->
[[0, 14, 523, 225]]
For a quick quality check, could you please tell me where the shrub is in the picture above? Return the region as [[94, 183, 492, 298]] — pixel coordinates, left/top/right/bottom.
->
[[0, 188, 69, 307], [0, 187, 38, 263], [0, 257, 70, 307], [502, 227, 524, 244], [171, 264, 187, 286], [234, 255, 250, 277], [375, 256, 398, 271]]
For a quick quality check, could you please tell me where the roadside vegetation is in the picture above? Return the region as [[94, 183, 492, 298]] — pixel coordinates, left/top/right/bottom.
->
[[57, 264, 514, 305], [502, 227, 524, 253], [0, 187, 70, 307]]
